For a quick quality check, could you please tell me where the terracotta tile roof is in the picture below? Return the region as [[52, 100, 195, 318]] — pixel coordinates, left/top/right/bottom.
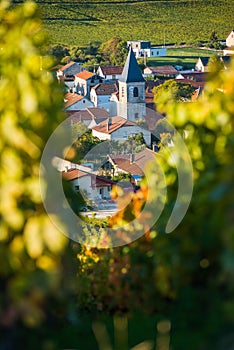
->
[[58, 61, 76, 72], [62, 168, 88, 181], [92, 83, 117, 96], [64, 92, 84, 108], [99, 66, 123, 76], [67, 108, 109, 123], [67, 110, 93, 122], [86, 108, 109, 119], [75, 70, 94, 80], [180, 72, 207, 82], [145, 109, 165, 131], [109, 148, 157, 176], [145, 65, 178, 75], [92, 116, 135, 135]]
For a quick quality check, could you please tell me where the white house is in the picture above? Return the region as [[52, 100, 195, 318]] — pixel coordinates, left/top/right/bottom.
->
[[92, 116, 151, 146], [97, 66, 123, 80], [226, 30, 234, 48], [64, 92, 93, 111], [62, 168, 114, 200], [74, 71, 104, 98], [90, 83, 117, 109], [195, 57, 210, 72], [127, 40, 166, 58], [57, 61, 85, 79]]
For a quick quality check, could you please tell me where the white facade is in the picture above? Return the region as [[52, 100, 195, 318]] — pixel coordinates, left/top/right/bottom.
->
[[90, 89, 111, 109], [226, 30, 234, 47], [127, 40, 166, 58], [65, 98, 93, 111], [65, 97, 93, 111], [141, 47, 166, 58]]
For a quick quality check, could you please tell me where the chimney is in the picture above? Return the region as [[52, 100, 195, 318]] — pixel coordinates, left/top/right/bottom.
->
[[107, 117, 111, 131], [130, 153, 135, 164]]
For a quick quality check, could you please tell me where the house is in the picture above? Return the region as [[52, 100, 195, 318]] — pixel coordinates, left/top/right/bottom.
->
[[176, 71, 207, 83], [64, 92, 93, 111], [127, 40, 166, 58], [57, 61, 85, 80], [101, 148, 158, 182], [226, 30, 234, 48], [67, 107, 109, 128], [62, 167, 115, 201], [97, 66, 123, 80], [92, 116, 151, 146], [90, 83, 118, 109], [195, 57, 210, 72], [74, 71, 104, 98], [144, 66, 178, 78]]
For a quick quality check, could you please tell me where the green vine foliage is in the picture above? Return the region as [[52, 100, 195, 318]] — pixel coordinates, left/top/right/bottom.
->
[[77, 58, 234, 348], [0, 0, 73, 331]]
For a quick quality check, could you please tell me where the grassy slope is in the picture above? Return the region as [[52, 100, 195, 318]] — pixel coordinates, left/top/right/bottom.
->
[[35, 0, 234, 47]]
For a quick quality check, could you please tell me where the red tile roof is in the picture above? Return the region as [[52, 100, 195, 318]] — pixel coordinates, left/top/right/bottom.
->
[[109, 148, 157, 175], [99, 66, 123, 76], [67, 108, 109, 123], [58, 61, 76, 72], [75, 70, 94, 80], [146, 66, 178, 75], [64, 93, 84, 108], [62, 169, 88, 181], [92, 83, 117, 96], [92, 116, 135, 135]]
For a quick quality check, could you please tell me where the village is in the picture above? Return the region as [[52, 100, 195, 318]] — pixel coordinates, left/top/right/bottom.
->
[[2, 1, 234, 348], [55, 32, 234, 216]]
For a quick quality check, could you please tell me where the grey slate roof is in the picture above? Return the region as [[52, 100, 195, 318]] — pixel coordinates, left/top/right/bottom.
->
[[119, 47, 145, 83]]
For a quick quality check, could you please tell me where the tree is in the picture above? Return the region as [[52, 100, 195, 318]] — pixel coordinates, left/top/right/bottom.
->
[[72, 123, 103, 162], [99, 37, 128, 66], [48, 44, 69, 62], [153, 79, 195, 112], [208, 30, 222, 50], [0, 1, 75, 339]]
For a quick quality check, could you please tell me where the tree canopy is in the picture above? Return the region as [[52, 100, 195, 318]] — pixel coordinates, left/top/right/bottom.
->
[[153, 79, 195, 111]]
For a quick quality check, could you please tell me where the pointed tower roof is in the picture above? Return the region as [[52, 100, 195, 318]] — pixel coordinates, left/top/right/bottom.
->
[[119, 47, 145, 83]]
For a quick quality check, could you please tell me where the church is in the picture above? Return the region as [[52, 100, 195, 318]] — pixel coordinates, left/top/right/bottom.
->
[[109, 47, 146, 122]]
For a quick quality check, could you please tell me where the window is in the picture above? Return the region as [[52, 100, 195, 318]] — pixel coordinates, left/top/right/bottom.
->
[[75, 185, 80, 191], [112, 75, 116, 79], [157, 51, 159, 55], [152, 51, 154, 56], [83, 100, 85, 103], [135, 113, 139, 120], [133, 87, 139, 97], [122, 86, 125, 97]]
